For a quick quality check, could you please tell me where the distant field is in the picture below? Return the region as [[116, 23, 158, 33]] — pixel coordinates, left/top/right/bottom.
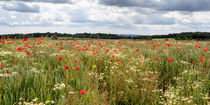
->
[[0, 38, 209, 105]]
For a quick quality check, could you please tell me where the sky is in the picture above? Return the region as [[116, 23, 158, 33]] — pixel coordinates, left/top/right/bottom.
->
[[0, 0, 210, 35]]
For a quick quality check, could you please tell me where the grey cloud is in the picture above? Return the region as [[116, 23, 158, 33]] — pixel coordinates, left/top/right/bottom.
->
[[99, 0, 210, 12], [0, 0, 72, 3], [159, 0, 210, 12], [99, 0, 155, 7], [133, 14, 176, 25], [1, 2, 40, 13]]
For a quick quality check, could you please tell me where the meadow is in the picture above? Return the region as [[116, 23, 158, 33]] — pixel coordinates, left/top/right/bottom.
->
[[0, 37, 209, 105]]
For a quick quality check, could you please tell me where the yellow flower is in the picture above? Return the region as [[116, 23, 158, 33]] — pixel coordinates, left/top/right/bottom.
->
[[92, 65, 97, 69]]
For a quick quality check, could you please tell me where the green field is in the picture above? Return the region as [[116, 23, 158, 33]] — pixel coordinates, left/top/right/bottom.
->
[[0, 38, 209, 105]]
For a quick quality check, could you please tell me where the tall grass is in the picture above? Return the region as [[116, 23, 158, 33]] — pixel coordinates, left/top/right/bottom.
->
[[0, 38, 209, 105]]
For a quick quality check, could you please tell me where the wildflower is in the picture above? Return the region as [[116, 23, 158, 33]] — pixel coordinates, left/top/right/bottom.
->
[[26, 52, 31, 56], [58, 57, 62, 61], [80, 90, 86, 95], [65, 65, 68, 70], [203, 49, 208, 52], [149, 75, 152, 78], [76, 67, 80, 70], [156, 57, 160, 61], [60, 47, 64, 50], [74, 60, 78, 63], [92, 65, 97, 69], [32, 98, 38, 102], [17, 47, 24, 51], [112, 55, 115, 58], [6, 70, 9, 74], [200, 56, 204, 63], [167, 59, 173, 62]]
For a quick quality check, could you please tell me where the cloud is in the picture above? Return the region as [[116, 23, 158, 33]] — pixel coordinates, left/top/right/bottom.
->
[[158, 0, 210, 12], [69, 9, 92, 23], [1, 2, 40, 13], [0, 0, 210, 34], [99, 0, 155, 7], [99, 0, 210, 12], [0, 0, 72, 3]]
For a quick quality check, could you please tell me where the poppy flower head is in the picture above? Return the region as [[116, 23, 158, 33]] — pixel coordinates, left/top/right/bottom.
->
[[76, 67, 80, 70], [26, 52, 31, 56], [65, 65, 68, 70], [6, 70, 9, 74], [203, 49, 208, 52], [167, 59, 173, 62], [80, 90, 86, 95], [58, 57, 62, 61], [156, 57, 160, 61], [112, 55, 115, 58], [149, 75, 152, 78]]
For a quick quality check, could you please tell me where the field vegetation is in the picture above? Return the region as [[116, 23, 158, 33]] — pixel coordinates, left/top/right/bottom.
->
[[0, 37, 209, 105]]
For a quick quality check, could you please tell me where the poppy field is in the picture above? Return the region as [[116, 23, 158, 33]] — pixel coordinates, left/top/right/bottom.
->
[[0, 37, 209, 105]]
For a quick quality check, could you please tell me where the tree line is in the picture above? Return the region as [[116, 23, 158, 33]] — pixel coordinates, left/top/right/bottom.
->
[[0, 32, 210, 40], [151, 32, 210, 40]]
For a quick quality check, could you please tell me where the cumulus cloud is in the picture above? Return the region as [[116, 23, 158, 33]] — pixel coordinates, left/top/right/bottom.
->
[[1, 2, 40, 13], [0, 0, 210, 34]]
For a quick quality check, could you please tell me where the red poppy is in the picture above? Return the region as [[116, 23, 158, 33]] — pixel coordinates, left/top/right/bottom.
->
[[156, 57, 160, 61], [167, 59, 173, 62], [60, 47, 64, 50], [17, 47, 25, 51], [203, 49, 208, 52], [200, 56, 204, 63], [6, 70, 9, 74], [117, 62, 120, 65], [74, 60, 78, 63], [65, 65, 68, 70], [149, 75, 152, 78], [112, 55, 115, 58], [58, 57, 62, 61], [76, 67, 80, 70], [80, 90, 86, 95], [26, 52, 31, 56]]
